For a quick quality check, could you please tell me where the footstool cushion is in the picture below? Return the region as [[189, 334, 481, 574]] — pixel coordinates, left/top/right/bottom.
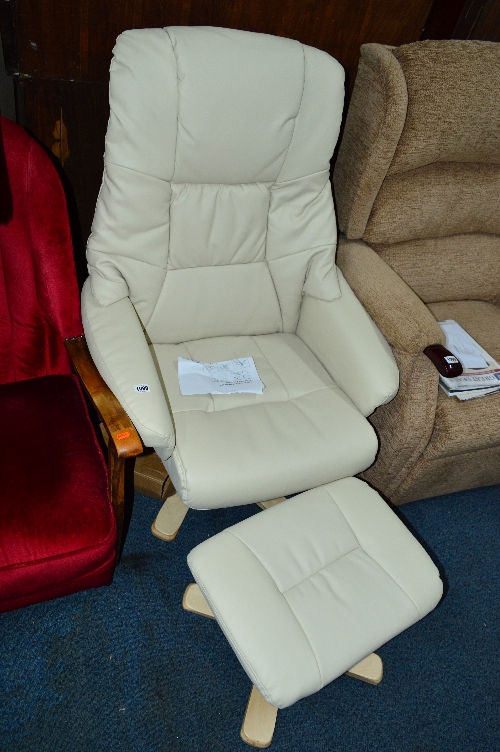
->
[[187, 478, 443, 709]]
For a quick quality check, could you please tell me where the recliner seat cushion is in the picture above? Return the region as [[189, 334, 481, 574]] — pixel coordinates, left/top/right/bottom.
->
[[153, 334, 378, 508]]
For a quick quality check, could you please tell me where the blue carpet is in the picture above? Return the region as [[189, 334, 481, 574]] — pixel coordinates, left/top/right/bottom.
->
[[1, 484, 499, 752]]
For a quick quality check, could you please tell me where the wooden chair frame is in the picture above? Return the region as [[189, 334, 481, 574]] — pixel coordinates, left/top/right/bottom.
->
[[65, 335, 143, 559]]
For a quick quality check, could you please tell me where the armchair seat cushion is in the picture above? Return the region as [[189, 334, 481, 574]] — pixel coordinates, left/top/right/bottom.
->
[[426, 300, 500, 458], [0, 375, 116, 612], [153, 333, 378, 508]]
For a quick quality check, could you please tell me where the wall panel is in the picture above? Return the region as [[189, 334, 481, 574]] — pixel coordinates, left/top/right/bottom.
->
[[15, 0, 436, 86]]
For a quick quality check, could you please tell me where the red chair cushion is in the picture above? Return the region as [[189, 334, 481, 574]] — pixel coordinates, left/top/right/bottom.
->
[[0, 374, 116, 612]]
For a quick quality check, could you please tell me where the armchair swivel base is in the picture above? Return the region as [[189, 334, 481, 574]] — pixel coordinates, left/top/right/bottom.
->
[[152, 493, 287, 542], [151, 492, 188, 542], [182, 478, 443, 747]]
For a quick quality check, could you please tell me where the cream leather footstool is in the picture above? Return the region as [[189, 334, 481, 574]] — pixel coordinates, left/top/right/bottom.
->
[[183, 478, 443, 748]]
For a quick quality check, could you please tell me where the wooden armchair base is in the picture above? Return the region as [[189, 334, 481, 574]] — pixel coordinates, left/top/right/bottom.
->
[[182, 583, 383, 748], [151, 493, 189, 542], [152, 495, 288, 543]]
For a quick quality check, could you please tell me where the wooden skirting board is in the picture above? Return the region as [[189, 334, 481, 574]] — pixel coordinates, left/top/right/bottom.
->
[[134, 449, 172, 500]]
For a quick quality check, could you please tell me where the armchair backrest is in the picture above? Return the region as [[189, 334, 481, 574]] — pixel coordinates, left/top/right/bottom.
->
[[334, 40, 500, 305], [0, 117, 82, 385], [88, 27, 345, 344]]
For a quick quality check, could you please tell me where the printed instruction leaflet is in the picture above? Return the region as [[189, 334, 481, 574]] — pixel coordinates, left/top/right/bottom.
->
[[178, 357, 265, 395]]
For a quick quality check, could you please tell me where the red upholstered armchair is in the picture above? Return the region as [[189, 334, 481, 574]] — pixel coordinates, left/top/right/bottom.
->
[[0, 117, 142, 613]]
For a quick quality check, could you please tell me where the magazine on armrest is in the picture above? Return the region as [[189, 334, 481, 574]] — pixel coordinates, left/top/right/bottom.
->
[[438, 320, 500, 401]]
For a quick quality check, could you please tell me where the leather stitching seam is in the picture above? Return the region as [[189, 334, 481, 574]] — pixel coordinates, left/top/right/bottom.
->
[[229, 530, 324, 689]]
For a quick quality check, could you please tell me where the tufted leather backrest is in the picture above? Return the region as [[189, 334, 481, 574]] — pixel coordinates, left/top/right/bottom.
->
[[333, 40, 500, 305], [87, 27, 345, 344]]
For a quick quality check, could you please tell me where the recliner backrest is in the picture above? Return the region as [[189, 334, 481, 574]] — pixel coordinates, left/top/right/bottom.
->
[[334, 40, 500, 305], [87, 27, 345, 344]]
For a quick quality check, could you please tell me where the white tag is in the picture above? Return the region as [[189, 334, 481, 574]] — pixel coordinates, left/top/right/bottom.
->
[[134, 384, 150, 393], [444, 355, 459, 364], [178, 357, 265, 395]]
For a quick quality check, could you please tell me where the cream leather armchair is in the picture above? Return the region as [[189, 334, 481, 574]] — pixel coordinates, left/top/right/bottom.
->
[[83, 27, 399, 539]]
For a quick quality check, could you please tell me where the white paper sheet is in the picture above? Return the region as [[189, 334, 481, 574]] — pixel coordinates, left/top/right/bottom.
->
[[438, 320, 489, 369], [178, 357, 265, 395]]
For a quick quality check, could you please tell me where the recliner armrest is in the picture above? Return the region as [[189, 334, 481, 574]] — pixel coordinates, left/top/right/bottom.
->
[[336, 237, 445, 354], [297, 269, 399, 417], [81, 279, 176, 458]]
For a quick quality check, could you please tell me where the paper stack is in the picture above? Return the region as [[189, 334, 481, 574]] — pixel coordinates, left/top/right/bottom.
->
[[438, 320, 500, 400]]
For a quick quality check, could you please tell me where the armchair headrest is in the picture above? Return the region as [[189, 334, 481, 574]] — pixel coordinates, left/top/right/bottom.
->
[[334, 40, 500, 243], [389, 40, 500, 176], [108, 26, 345, 186]]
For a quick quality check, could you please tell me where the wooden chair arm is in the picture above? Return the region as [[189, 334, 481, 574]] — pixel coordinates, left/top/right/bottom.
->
[[65, 335, 143, 459]]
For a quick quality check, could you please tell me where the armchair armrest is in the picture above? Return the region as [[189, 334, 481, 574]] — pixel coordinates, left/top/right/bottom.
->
[[81, 278, 176, 459], [336, 237, 445, 354], [297, 269, 399, 417], [65, 334, 143, 459]]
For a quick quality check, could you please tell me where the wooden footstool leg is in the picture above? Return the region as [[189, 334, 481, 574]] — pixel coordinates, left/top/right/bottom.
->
[[256, 497, 286, 510], [182, 583, 215, 619], [182, 585, 278, 747], [151, 493, 189, 541], [241, 686, 278, 749], [346, 653, 383, 685]]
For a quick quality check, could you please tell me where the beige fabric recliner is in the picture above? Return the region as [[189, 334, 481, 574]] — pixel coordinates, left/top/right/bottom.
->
[[333, 40, 500, 504], [83, 27, 398, 528]]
